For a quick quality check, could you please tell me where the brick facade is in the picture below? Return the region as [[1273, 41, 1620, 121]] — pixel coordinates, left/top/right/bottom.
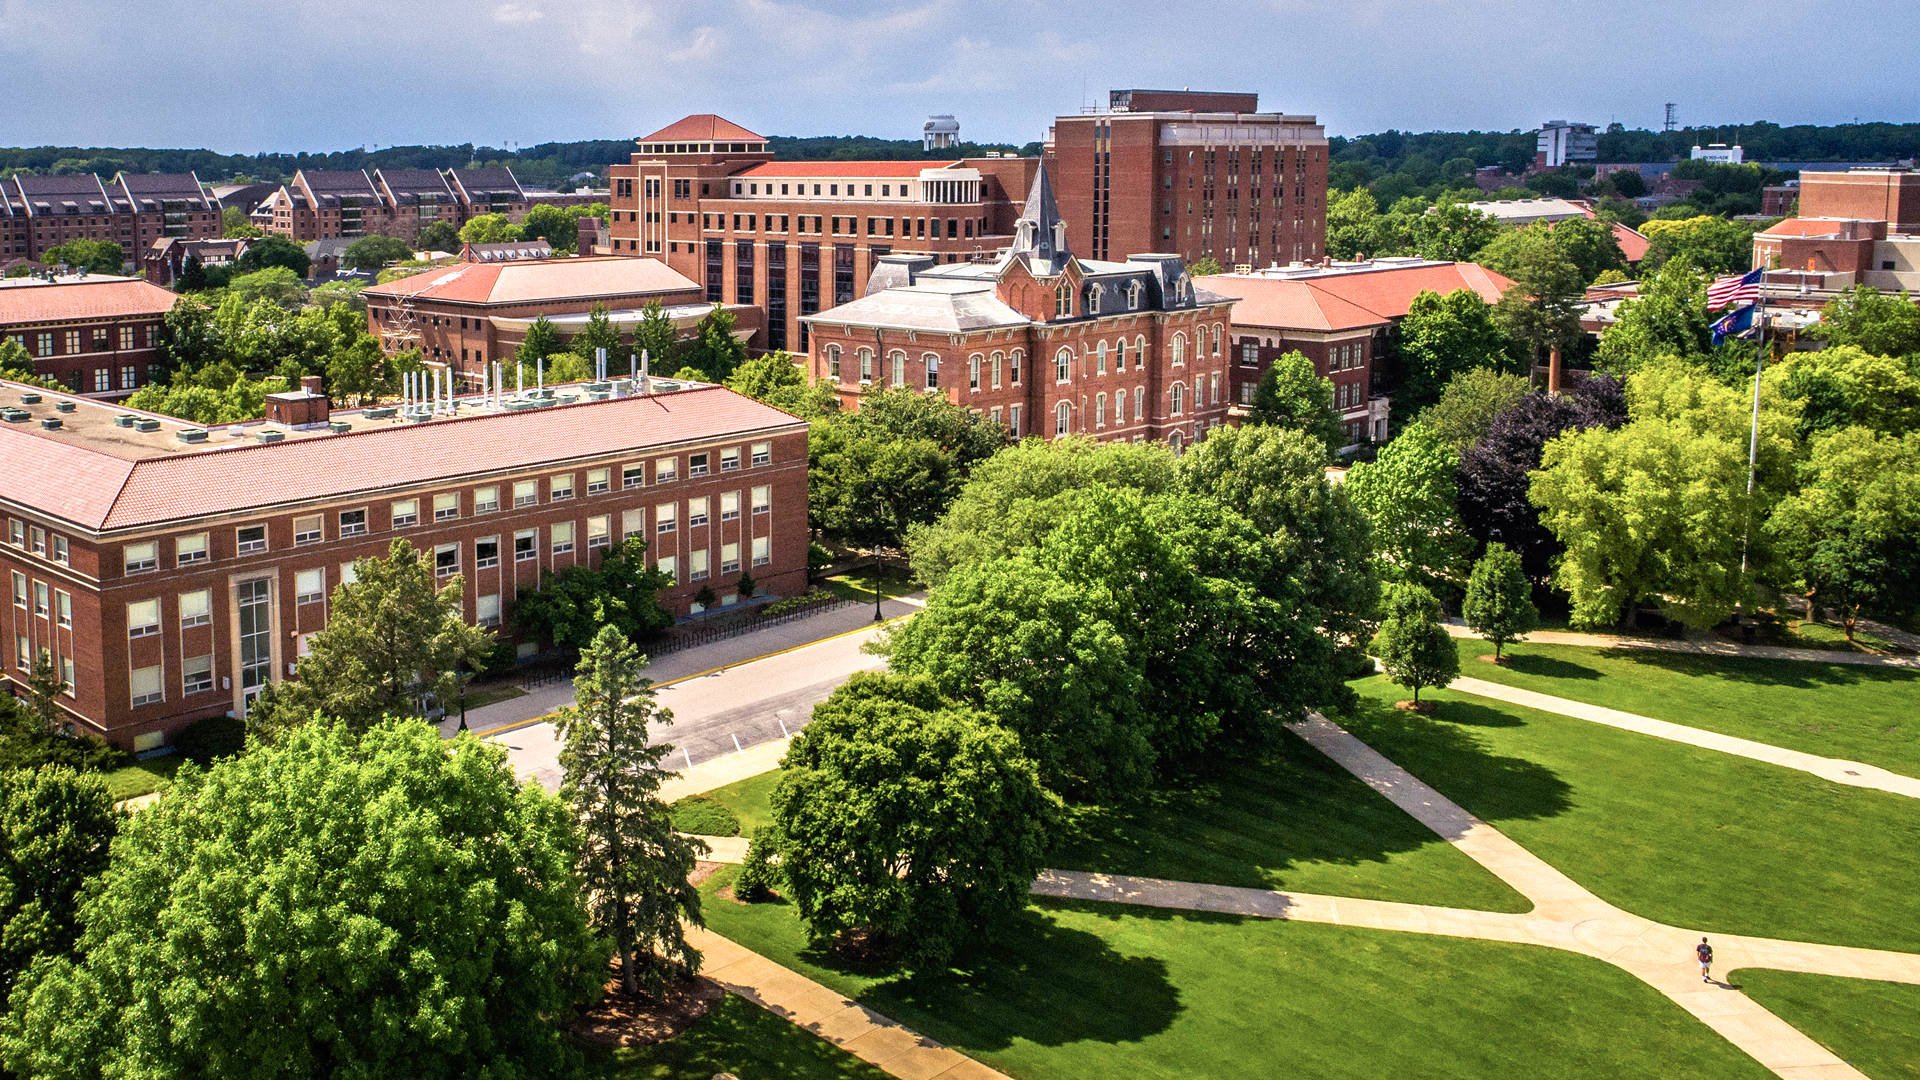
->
[[0, 277, 174, 397], [0, 173, 222, 267]]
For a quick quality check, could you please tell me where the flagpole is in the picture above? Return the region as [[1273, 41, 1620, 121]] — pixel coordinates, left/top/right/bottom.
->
[[1737, 281, 1766, 588]]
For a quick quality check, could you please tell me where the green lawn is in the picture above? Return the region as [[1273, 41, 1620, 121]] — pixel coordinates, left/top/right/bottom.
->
[[1452, 639, 1920, 777], [694, 770, 783, 837], [1733, 970, 1920, 1080], [463, 684, 528, 711], [1342, 676, 1920, 952], [668, 795, 740, 837], [584, 992, 890, 1080], [819, 566, 918, 605], [103, 755, 185, 801], [699, 870, 1770, 1079], [1049, 727, 1528, 911]]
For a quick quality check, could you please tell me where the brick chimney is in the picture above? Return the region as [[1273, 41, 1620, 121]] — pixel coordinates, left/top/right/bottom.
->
[[266, 376, 330, 428]]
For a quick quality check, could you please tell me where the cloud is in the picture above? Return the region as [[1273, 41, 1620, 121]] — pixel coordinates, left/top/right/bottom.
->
[[666, 24, 722, 63], [492, 2, 543, 23]]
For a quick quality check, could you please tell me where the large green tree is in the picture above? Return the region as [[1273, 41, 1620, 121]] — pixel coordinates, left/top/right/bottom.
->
[[810, 387, 1007, 554], [1476, 226, 1585, 367], [1813, 286, 1920, 358], [1765, 427, 1920, 636], [723, 351, 839, 418], [631, 298, 678, 372], [675, 305, 748, 383], [0, 767, 116, 997], [235, 234, 310, 277], [515, 315, 565, 368], [1544, 216, 1629, 284], [514, 537, 673, 653], [552, 625, 703, 998], [0, 721, 604, 1080], [1461, 542, 1539, 660], [459, 213, 522, 245], [569, 302, 623, 370], [1246, 350, 1344, 454], [770, 674, 1056, 967], [1343, 421, 1473, 595], [1766, 345, 1920, 439], [228, 265, 307, 307], [1395, 288, 1516, 414], [341, 234, 413, 271], [519, 204, 579, 254], [1369, 582, 1459, 705], [1593, 257, 1713, 375], [416, 219, 461, 253], [42, 239, 123, 276], [1416, 366, 1531, 451]]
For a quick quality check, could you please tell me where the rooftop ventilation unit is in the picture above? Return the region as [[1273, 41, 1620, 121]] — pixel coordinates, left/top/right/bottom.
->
[[176, 428, 208, 443], [53, 400, 75, 413], [257, 429, 284, 444], [328, 421, 351, 434], [363, 406, 397, 419], [134, 418, 161, 432], [38, 418, 61, 431], [2, 409, 30, 423], [113, 414, 136, 428], [18, 393, 40, 405]]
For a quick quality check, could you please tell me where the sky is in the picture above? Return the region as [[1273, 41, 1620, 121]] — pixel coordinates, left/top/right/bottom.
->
[[2, 0, 1916, 154]]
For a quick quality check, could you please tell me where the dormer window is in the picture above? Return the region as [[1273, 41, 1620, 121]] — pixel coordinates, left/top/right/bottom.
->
[[1054, 284, 1072, 318], [1126, 281, 1144, 310], [1086, 285, 1101, 315]]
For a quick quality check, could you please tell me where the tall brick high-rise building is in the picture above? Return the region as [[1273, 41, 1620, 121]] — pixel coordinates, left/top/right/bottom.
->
[[1046, 89, 1329, 271], [606, 114, 1037, 354]]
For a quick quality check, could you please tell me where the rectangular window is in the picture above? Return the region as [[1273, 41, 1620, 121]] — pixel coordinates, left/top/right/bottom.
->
[[474, 485, 500, 513], [550, 521, 575, 554], [656, 504, 676, 534], [55, 590, 70, 628], [180, 589, 211, 628], [689, 453, 709, 477], [720, 491, 740, 521], [340, 508, 368, 536], [390, 499, 418, 528], [550, 473, 575, 501], [130, 664, 164, 707], [61, 656, 74, 694], [296, 568, 325, 604], [750, 441, 771, 467], [1009, 404, 1023, 434], [513, 480, 538, 508], [688, 497, 709, 528], [28, 527, 43, 556], [689, 548, 709, 581], [476, 537, 500, 569], [655, 457, 677, 483], [721, 542, 740, 575], [621, 508, 643, 538], [752, 535, 771, 566], [721, 447, 740, 471], [514, 530, 538, 562], [434, 545, 459, 577], [656, 554, 677, 582], [751, 485, 771, 513], [32, 582, 48, 618], [293, 514, 322, 544], [13, 636, 25, 669], [127, 598, 161, 638], [7, 520, 19, 547], [125, 541, 158, 574], [476, 593, 501, 628], [183, 655, 214, 695], [174, 533, 207, 565], [622, 464, 645, 489], [587, 515, 610, 549], [587, 468, 610, 495], [433, 493, 459, 521]]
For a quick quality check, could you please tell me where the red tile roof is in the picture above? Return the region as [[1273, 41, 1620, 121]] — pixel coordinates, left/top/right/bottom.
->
[[737, 161, 960, 179], [1197, 276, 1387, 332], [1200, 262, 1517, 332], [0, 278, 178, 326], [0, 384, 805, 532], [640, 114, 765, 143], [1610, 222, 1651, 263], [361, 256, 698, 306]]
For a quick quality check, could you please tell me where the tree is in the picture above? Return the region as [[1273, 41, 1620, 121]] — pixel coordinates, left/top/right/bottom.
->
[[1417, 366, 1530, 451], [0, 721, 603, 1080], [1246, 350, 1344, 454], [1327, 188, 1385, 260], [341, 234, 413, 271], [770, 673, 1056, 966], [724, 351, 839, 417], [1593, 257, 1713, 375], [42, 239, 123, 275], [0, 339, 48, 386], [1369, 583, 1458, 706], [1343, 421, 1473, 595], [631, 298, 678, 372], [0, 767, 116, 997], [1396, 289, 1516, 414], [235, 234, 310, 278], [1639, 215, 1756, 274], [1544, 216, 1628, 284], [1476, 227, 1585, 367], [310, 277, 369, 311], [459, 213, 522, 245], [675, 305, 748, 383], [552, 625, 703, 998], [515, 315, 565, 368], [1766, 428, 1920, 636], [514, 538, 674, 652], [1767, 345, 1920, 439], [519, 204, 578, 253], [1188, 256, 1224, 276], [569, 302, 622, 370], [1461, 543, 1538, 660], [227, 265, 307, 307], [1406, 202, 1501, 263], [810, 387, 1007, 554], [1814, 286, 1920, 358], [221, 205, 262, 238], [416, 219, 461, 253], [251, 539, 496, 737]]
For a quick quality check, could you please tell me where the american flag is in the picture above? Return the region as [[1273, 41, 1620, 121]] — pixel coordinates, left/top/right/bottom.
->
[[1707, 268, 1763, 309]]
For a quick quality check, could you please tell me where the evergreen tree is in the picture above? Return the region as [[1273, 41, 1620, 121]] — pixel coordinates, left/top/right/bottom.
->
[[570, 303, 622, 372], [631, 299, 678, 374], [515, 316, 564, 368], [679, 305, 747, 383], [1461, 542, 1538, 660], [552, 625, 704, 999], [1370, 583, 1458, 706]]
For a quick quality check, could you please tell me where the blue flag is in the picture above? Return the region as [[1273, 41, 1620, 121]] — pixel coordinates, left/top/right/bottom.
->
[[1711, 303, 1756, 346]]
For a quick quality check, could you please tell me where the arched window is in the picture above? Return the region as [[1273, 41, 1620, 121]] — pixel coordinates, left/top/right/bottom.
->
[[968, 354, 981, 392], [1096, 340, 1108, 375], [1116, 338, 1128, 369], [990, 351, 1004, 389], [857, 347, 873, 384], [1171, 332, 1187, 367], [1095, 392, 1106, 428], [1213, 323, 1225, 356], [889, 349, 906, 388], [1010, 349, 1023, 384], [1168, 429, 1184, 452], [1134, 385, 1144, 419], [1054, 400, 1072, 437], [1134, 335, 1148, 369], [1054, 284, 1072, 318], [1086, 285, 1101, 315], [1170, 382, 1186, 415], [827, 344, 842, 379], [1126, 280, 1144, 310], [925, 353, 940, 390], [1055, 347, 1072, 383]]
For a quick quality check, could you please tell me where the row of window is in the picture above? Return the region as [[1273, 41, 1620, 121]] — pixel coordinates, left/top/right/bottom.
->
[[121, 446, 777, 575], [6, 520, 69, 566], [7, 324, 155, 358], [11, 572, 72, 626], [11, 640, 75, 698]]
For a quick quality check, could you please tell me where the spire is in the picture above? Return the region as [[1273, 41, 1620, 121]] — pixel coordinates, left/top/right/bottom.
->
[[1010, 164, 1070, 275]]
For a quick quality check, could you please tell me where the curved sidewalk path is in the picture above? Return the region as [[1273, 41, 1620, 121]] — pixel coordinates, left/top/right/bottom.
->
[[1039, 714, 1920, 1080], [1447, 675, 1920, 800], [1445, 622, 1920, 670]]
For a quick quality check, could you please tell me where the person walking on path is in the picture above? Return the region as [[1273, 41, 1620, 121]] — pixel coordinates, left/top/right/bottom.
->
[[1697, 937, 1714, 983]]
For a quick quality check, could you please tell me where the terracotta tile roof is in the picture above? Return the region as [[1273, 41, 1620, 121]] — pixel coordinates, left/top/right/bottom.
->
[[640, 114, 765, 143], [362, 256, 698, 306], [0, 278, 178, 326], [1201, 262, 1516, 332], [1611, 222, 1651, 263], [0, 384, 803, 532], [737, 161, 960, 179], [1198, 276, 1388, 332]]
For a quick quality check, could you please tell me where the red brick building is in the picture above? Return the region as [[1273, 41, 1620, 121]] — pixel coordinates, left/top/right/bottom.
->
[[1199, 258, 1516, 446], [142, 236, 255, 288], [1797, 168, 1920, 232], [606, 114, 1038, 354], [362, 253, 758, 389], [254, 166, 604, 244], [0, 376, 809, 750], [0, 275, 176, 396], [1751, 170, 1920, 293], [804, 167, 1234, 449], [1046, 89, 1329, 270], [0, 172, 221, 266]]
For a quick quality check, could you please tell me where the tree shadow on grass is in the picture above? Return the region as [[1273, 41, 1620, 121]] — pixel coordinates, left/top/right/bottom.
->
[[1337, 695, 1576, 830], [1593, 648, 1918, 692], [1500, 652, 1604, 681]]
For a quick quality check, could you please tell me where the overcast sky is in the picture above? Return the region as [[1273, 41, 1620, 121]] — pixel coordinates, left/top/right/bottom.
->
[[2, 0, 1914, 154]]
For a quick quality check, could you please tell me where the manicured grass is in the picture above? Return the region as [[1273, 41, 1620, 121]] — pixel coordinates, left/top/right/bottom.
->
[[584, 992, 890, 1080], [103, 755, 185, 801], [462, 684, 528, 711], [1453, 639, 1920, 777], [1734, 970, 1920, 1080], [695, 770, 783, 837], [700, 869, 1771, 1079], [1050, 728, 1528, 911], [668, 794, 740, 837], [819, 566, 918, 605], [1342, 676, 1920, 952]]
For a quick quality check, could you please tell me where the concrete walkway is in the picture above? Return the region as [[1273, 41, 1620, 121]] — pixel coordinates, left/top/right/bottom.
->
[[692, 926, 1012, 1080], [1035, 713, 1920, 1080], [1448, 674, 1920, 800], [1446, 622, 1920, 670]]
